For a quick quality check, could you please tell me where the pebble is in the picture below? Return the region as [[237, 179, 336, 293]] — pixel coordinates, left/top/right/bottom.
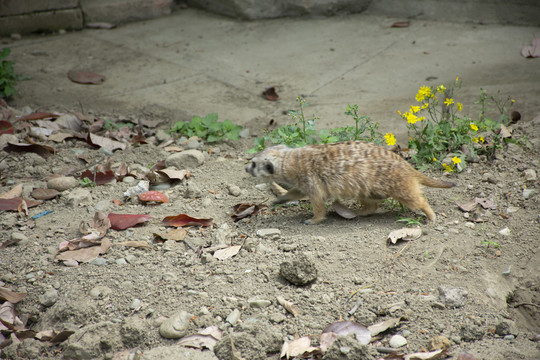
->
[[239, 128, 251, 139], [506, 206, 519, 214], [504, 334, 515, 340], [438, 286, 468, 308], [122, 176, 136, 184], [10, 232, 28, 245], [89, 286, 112, 299], [498, 227, 510, 236], [159, 310, 194, 339], [464, 222, 475, 229], [39, 286, 58, 307], [116, 258, 128, 265], [428, 335, 451, 351], [184, 182, 202, 198], [47, 176, 78, 191], [66, 188, 93, 207], [523, 189, 535, 199], [63, 259, 79, 267], [226, 308, 241, 325], [389, 334, 407, 348], [523, 169, 537, 181], [130, 298, 142, 310], [94, 200, 111, 212], [186, 139, 200, 149], [89, 258, 107, 266], [165, 149, 205, 169], [248, 299, 272, 308], [202, 197, 212, 207], [256, 228, 281, 238], [255, 183, 269, 191], [227, 184, 241, 197], [280, 253, 318, 286]]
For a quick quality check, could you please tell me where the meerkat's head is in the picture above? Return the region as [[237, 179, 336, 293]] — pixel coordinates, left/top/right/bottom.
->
[[245, 145, 288, 179]]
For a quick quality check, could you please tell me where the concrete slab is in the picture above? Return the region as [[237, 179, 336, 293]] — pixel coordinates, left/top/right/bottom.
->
[[7, 8, 540, 143]]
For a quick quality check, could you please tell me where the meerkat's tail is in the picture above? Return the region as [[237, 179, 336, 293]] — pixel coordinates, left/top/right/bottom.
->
[[416, 172, 455, 188]]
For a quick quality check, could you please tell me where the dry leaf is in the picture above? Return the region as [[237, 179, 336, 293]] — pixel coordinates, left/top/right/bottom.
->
[[138, 191, 168, 203], [68, 69, 106, 84], [280, 336, 318, 359], [108, 213, 151, 230], [0, 184, 22, 199], [157, 168, 188, 181], [388, 227, 422, 244], [321, 321, 371, 351], [332, 201, 357, 219], [87, 132, 127, 151], [116, 241, 151, 248], [56, 237, 111, 263], [276, 296, 299, 317], [404, 349, 445, 360], [213, 245, 242, 260], [521, 37, 540, 58], [367, 317, 401, 337], [0, 287, 27, 303], [162, 214, 212, 227], [263, 86, 279, 101]]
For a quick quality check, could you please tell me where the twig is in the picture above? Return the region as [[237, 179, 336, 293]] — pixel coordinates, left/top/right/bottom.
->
[[512, 302, 540, 309]]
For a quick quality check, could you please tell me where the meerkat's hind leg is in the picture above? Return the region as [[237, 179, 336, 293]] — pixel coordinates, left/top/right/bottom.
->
[[357, 199, 379, 216], [272, 188, 306, 206], [394, 195, 436, 222]]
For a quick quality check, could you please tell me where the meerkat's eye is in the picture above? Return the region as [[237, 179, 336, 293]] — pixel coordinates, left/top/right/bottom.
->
[[264, 162, 274, 174]]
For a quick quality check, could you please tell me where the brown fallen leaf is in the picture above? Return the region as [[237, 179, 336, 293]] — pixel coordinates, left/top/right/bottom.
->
[[17, 112, 59, 121], [68, 69, 106, 84], [0, 197, 41, 211], [231, 203, 265, 222], [4, 141, 55, 158], [391, 20, 411, 28], [86, 132, 127, 152], [0, 120, 14, 135], [177, 326, 223, 351], [55, 237, 111, 263], [157, 168, 188, 181], [404, 349, 445, 360], [162, 214, 212, 227], [80, 169, 116, 185], [139, 191, 168, 203], [276, 296, 299, 317], [263, 86, 279, 101], [367, 317, 401, 337], [321, 321, 371, 352], [86, 22, 116, 29], [0, 287, 27, 303], [108, 213, 152, 230]]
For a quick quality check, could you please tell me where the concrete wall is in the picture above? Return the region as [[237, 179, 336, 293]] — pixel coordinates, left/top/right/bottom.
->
[[0, 0, 539, 35]]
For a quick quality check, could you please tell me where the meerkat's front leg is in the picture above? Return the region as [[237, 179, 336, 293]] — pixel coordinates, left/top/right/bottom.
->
[[302, 196, 326, 225], [272, 188, 306, 205]]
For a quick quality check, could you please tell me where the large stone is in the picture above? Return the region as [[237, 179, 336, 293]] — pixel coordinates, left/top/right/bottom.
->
[[188, 0, 372, 19], [159, 310, 194, 339], [280, 253, 318, 286], [166, 149, 205, 169]]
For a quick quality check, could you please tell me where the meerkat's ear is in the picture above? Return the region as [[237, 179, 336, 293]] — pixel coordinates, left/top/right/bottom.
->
[[264, 162, 274, 174]]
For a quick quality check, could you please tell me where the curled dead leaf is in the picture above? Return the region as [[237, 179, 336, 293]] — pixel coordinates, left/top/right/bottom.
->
[[276, 296, 299, 317], [388, 228, 422, 244], [162, 214, 212, 227], [213, 245, 242, 260]]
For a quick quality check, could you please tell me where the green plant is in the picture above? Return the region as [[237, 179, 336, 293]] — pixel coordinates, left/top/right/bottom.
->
[[481, 240, 500, 249], [79, 177, 96, 188], [0, 48, 22, 98], [249, 96, 386, 153], [396, 216, 422, 226], [401, 78, 515, 172], [170, 113, 242, 143], [103, 118, 134, 131]]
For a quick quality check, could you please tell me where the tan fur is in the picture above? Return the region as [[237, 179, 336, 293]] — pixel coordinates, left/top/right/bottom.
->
[[245, 141, 454, 224]]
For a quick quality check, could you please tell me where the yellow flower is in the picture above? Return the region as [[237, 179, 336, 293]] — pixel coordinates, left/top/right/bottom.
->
[[437, 85, 446, 93], [472, 137, 479, 143], [456, 102, 463, 111], [444, 98, 454, 106], [470, 123, 478, 131], [479, 136, 485, 143], [443, 163, 454, 172], [415, 86, 432, 102], [421, 103, 429, 109], [433, 157, 437, 162], [511, 99, 515, 103], [404, 112, 420, 124], [452, 156, 461, 164], [410, 105, 420, 113], [455, 76, 459, 82], [384, 133, 396, 146]]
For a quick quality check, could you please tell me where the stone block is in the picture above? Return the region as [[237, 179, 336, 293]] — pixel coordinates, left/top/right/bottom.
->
[[80, 0, 173, 24], [0, 8, 83, 35], [0, 0, 78, 16], [187, 0, 372, 19]]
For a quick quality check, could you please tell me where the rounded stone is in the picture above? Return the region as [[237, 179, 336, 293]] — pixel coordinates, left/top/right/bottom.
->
[[165, 150, 205, 169], [279, 253, 318, 286], [47, 176, 79, 191], [39, 287, 58, 307], [389, 334, 408, 348], [159, 310, 194, 339]]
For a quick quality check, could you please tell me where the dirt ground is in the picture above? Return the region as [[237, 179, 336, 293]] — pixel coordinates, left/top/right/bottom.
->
[[0, 100, 539, 360]]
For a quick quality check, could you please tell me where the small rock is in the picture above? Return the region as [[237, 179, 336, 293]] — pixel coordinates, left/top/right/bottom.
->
[[255, 183, 269, 191], [523, 169, 536, 181], [202, 197, 212, 207], [503, 334, 515, 340], [438, 286, 468, 308], [159, 310, 194, 339], [116, 258, 128, 265], [495, 319, 518, 336], [457, 352, 478, 360], [186, 139, 200, 149], [239, 128, 251, 139], [184, 182, 202, 198], [227, 184, 241, 197], [428, 335, 451, 351], [47, 176, 78, 191], [66, 188, 92, 207], [155, 129, 172, 143], [248, 299, 272, 308], [256, 228, 281, 238], [464, 222, 475, 229], [39, 286, 58, 307], [523, 189, 535, 199], [389, 334, 407, 348], [94, 200, 111, 212], [130, 298, 141, 310], [506, 206, 519, 214], [200, 252, 215, 264], [89, 258, 107, 266], [165, 149, 205, 169], [10, 232, 28, 245], [498, 227, 510, 236], [280, 253, 318, 286], [89, 286, 112, 299], [226, 309, 241, 325]]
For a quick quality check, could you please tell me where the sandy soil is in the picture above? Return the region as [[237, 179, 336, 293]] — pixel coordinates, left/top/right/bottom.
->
[[0, 102, 539, 360]]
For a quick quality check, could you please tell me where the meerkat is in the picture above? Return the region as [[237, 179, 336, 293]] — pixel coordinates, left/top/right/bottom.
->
[[245, 141, 454, 224]]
